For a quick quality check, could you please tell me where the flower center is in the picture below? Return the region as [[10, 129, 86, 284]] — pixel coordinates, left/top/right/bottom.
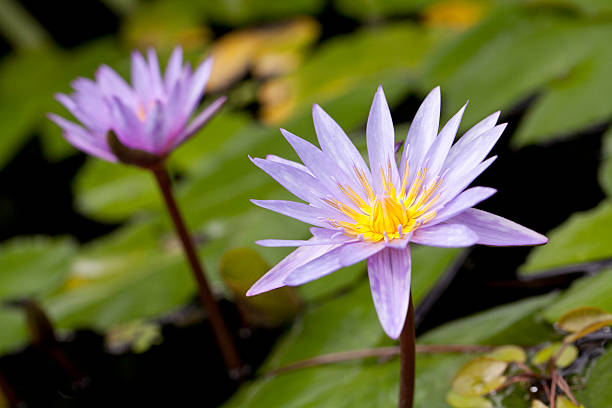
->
[[327, 163, 441, 243]]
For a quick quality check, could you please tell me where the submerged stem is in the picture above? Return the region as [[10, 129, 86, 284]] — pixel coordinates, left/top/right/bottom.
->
[[399, 295, 416, 408], [152, 165, 245, 379]]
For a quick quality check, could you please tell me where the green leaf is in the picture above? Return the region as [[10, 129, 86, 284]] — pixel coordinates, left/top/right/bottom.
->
[[0, 236, 76, 300], [333, 0, 434, 21], [0, 236, 76, 354], [0, 39, 123, 168], [446, 390, 492, 408], [420, 293, 557, 346], [262, 22, 450, 125], [426, 8, 610, 131], [576, 348, 612, 408], [540, 268, 612, 322], [532, 342, 578, 368], [451, 357, 507, 397], [599, 127, 612, 196], [195, 0, 325, 26], [514, 44, 612, 147], [73, 158, 159, 222], [558, 306, 612, 333], [531, 0, 612, 16], [222, 289, 556, 408], [485, 345, 527, 363], [520, 200, 612, 274]]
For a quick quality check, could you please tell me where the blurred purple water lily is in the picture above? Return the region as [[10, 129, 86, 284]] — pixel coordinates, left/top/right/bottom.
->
[[248, 86, 548, 339], [48, 47, 224, 164]]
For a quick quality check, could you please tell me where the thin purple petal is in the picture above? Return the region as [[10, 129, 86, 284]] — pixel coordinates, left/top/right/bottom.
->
[[366, 86, 398, 192], [247, 242, 340, 296], [448, 209, 548, 246], [284, 241, 385, 286], [367, 246, 411, 339], [411, 223, 478, 247]]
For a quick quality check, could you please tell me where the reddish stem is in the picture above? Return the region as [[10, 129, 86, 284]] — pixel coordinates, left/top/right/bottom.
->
[[399, 295, 415, 408], [152, 166, 244, 379]]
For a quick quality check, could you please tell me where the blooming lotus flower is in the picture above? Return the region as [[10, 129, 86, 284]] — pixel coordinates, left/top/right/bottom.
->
[[247, 86, 547, 339], [48, 47, 224, 164]]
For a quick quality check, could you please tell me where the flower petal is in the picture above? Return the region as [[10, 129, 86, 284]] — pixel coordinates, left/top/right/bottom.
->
[[313, 104, 372, 191], [251, 156, 328, 205], [47, 114, 116, 162], [266, 154, 312, 175], [285, 241, 385, 286], [437, 155, 497, 206], [448, 209, 548, 246], [251, 199, 351, 227], [423, 102, 467, 186], [433, 187, 496, 225], [411, 223, 478, 247], [131, 50, 152, 102], [446, 110, 500, 164], [247, 242, 340, 296], [147, 48, 164, 100], [367, 246, 412, 339], [400, 86, 440, 179], [443, 123, 506, 181], [280, 129, 353, 203], [183, 57, 213, 118], [366, 86, 398, 192], [164, 46, 184, 91], [171, 95, 226, 150], [256, 235, 355, 247]]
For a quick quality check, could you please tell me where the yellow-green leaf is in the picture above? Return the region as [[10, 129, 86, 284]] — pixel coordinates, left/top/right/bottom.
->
[[532, 342, 578, 368], [485, 345, 527, 363], [451, 357, 508, 397], [446, 390, 492, 408]]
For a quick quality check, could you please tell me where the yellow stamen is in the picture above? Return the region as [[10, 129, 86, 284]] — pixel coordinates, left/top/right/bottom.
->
[[329, 165, 442, 243]]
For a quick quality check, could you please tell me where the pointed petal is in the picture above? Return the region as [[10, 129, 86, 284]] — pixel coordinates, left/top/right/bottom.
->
[[256, 235, 355, 247], [437, 156, 497, 206], [131, 50, 152, 102], [401, 86, 440, 177], [183, 57, 213, 117], [280, 129, 353, 202], [448, 209, 548, 246], [247, 242, 339, 296], [164, 46, 184, 91], [411, 223, 478, 247], [433, 187, 496, 224], [285, 241, 384, 286], [95, 65, 136, 106], [251, 156, 328, 205], [171, 95, 226, 150], [443, 123, 506, 180], [367, 246, 412, 339], [313, 104, 371, 188], [366, 86, 398, 192], [424, 102, 467, 186], [251, 199, 351, 227], [266, 155, 312, 175], [446, 110, 500, 164], [147, 48, 164, 99], [47, 114, 116, 162]]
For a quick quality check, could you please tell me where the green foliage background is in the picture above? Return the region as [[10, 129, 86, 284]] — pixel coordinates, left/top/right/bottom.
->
[[1, 0, 612, 406]]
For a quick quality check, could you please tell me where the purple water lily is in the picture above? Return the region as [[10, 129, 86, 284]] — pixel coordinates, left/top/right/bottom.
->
[[248, 86, 547, 339], [48, 47, 224, 163]]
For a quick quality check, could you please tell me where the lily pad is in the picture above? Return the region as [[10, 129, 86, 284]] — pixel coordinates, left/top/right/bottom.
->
[[451, 357, 507, 397], [520, 200, 612, 275], [532, 342, 578, 368], [485, 345, 527, 363], [541, 268, 612, 322]]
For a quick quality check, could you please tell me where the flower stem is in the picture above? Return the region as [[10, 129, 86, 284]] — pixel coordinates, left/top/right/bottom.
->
[[151, 166, 245, 379], [399, 294, 415, 408]]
